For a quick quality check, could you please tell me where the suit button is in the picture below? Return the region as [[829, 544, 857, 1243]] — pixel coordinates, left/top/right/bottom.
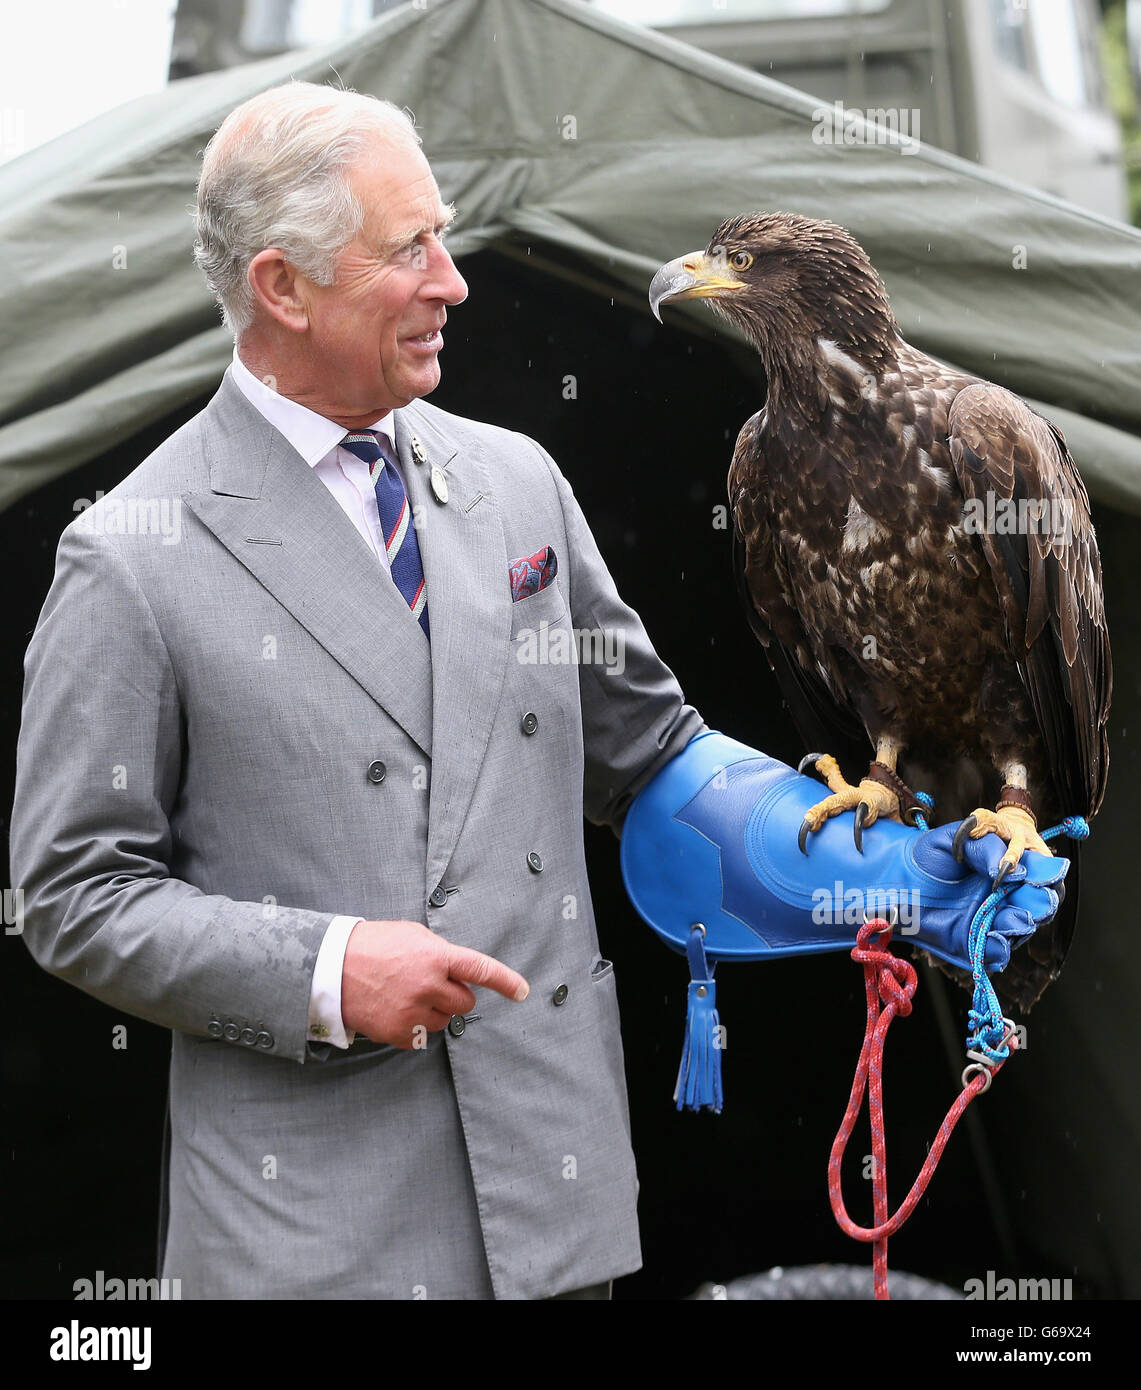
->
[[222, 1022, 240, 1042], [448, 1014, 466, 1037], [239, 1026, 256, 1046], [521, 711, 539, 735], [527, 851, 544, 873], [429, 886, 448, 908], [206, 1018, 223, 1038], [553, 984, 569, 1006], [367, 760, 387, 784], [255, 1031, 274, 1049]]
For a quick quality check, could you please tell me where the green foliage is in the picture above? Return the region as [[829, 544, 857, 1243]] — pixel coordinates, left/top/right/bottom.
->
[[1101, 0, 1141, 224]]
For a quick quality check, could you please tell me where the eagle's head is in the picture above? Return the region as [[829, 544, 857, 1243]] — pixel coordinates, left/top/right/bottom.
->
[[649, 212, 900, 378]]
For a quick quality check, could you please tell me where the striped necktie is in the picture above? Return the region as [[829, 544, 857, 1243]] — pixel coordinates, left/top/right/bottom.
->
[[340, 430, 429, 639]]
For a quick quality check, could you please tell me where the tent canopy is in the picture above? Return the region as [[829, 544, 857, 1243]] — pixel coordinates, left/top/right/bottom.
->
[[1, 0, 1139, 515]]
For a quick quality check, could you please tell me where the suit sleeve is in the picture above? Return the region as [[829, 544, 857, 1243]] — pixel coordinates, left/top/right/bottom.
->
[[9, 522, 336, 1063], [525, 439, 707, 832]]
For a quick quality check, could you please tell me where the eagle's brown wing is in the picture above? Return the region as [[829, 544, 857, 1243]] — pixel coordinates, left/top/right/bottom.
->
[[947, 383, 1111, 820], [729, 408, 868, 763]]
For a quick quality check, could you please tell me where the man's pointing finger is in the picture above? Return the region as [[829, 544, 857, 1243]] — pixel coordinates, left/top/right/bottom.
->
[[446, 945, 530, 1002]]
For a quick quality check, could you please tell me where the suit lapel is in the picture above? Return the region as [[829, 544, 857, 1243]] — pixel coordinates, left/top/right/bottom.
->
[[182, 371, 434, 757], [396, 403, 510, 890]]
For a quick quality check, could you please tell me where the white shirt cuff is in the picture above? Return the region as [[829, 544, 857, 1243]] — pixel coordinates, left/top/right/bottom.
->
[[308, 915, 363, 1049]]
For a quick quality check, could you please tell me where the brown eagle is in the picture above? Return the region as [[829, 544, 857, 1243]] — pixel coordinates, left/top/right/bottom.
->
[[649, 213, 1111, 1011]]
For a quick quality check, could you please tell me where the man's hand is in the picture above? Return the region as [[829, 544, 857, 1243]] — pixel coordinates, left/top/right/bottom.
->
[[341, 919, 530, 1048]]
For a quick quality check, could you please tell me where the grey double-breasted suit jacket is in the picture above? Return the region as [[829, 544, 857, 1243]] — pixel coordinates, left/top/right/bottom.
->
[[10, 369, 704, 1299]]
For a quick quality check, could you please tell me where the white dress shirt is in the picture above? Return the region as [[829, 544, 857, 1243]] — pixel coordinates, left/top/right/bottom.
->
[[230, 348, 407, 1048]]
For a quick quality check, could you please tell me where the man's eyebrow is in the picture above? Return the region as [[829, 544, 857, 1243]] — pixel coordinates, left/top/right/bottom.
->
[[378, 203, 458, 256]]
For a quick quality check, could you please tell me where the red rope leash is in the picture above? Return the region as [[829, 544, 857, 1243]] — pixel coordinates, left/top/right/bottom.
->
[[827, 919, 1015, 1300]]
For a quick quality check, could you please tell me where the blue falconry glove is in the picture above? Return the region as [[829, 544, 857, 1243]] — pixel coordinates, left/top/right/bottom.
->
[[621, 732, 1070, 1113], [621, 732, 1068, 978]]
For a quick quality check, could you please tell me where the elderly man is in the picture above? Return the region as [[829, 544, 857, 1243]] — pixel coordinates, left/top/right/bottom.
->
[[10, 81, 704, 1300]]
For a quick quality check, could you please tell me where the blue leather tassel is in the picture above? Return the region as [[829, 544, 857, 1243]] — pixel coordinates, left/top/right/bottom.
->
[[674, 926, 723, 1113]]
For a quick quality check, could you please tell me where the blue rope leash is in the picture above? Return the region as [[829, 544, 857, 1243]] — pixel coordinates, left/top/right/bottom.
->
[[1041, 815, 1092, 847], [911, 790, 935, 833], [966, 814, 1090, 1063]]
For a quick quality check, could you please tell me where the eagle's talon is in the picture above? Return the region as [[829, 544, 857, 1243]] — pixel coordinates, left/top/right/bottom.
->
[[798, 816, 813, 855], [853, 800, 870, 853], [798, 758, 895, 851], [992, 860, 1013, 893], [798, 751, 826, 777], [952, 815, 978, 864], [960, 804, 1052, 876]]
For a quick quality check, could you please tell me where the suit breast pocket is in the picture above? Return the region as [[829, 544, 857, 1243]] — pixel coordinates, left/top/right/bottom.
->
[[510, 577, 570, 636]]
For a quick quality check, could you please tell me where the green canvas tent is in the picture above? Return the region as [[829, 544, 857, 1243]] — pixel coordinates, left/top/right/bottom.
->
[[1, 0, 1140, 513], [2, 0, 1139, 1301]]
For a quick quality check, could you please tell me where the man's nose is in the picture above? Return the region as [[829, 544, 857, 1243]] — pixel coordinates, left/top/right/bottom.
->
[[425, 241, 468, 306]]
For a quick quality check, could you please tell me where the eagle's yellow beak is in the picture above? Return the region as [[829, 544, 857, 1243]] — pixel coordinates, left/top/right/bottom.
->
[[648, 251, 746, 322]]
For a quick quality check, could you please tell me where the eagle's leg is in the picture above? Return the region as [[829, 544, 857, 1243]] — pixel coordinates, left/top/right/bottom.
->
[[798, 735, 906, 854], [952, 762, 1052, 886]]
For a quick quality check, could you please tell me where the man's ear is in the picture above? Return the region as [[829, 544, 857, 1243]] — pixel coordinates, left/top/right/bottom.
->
[[247, 249, 310, 333]]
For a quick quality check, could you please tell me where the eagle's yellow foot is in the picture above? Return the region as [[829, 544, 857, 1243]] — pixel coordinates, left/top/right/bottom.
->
[[797, 753, 901, 854], [952, 804, 1053, 888]]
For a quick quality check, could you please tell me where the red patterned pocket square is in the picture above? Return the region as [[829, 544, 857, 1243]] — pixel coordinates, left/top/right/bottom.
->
[[509, 546, 558, 602]]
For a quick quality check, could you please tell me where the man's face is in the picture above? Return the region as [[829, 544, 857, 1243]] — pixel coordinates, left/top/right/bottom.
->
[[301, 136, 468, 416]]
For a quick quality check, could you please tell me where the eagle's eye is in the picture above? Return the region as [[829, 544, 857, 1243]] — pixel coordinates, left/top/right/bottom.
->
[[730, 250, 753, 271]]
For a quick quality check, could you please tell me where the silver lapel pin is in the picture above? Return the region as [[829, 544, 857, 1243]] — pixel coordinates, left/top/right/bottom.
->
[[410, 432, 447, 504]]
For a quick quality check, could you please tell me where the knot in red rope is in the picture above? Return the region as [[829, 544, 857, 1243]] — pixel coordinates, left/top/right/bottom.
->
[[852, 918, 916, 1017]]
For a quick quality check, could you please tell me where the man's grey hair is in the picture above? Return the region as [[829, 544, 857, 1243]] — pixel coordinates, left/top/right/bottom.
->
[[194, 81, 420, 338]]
